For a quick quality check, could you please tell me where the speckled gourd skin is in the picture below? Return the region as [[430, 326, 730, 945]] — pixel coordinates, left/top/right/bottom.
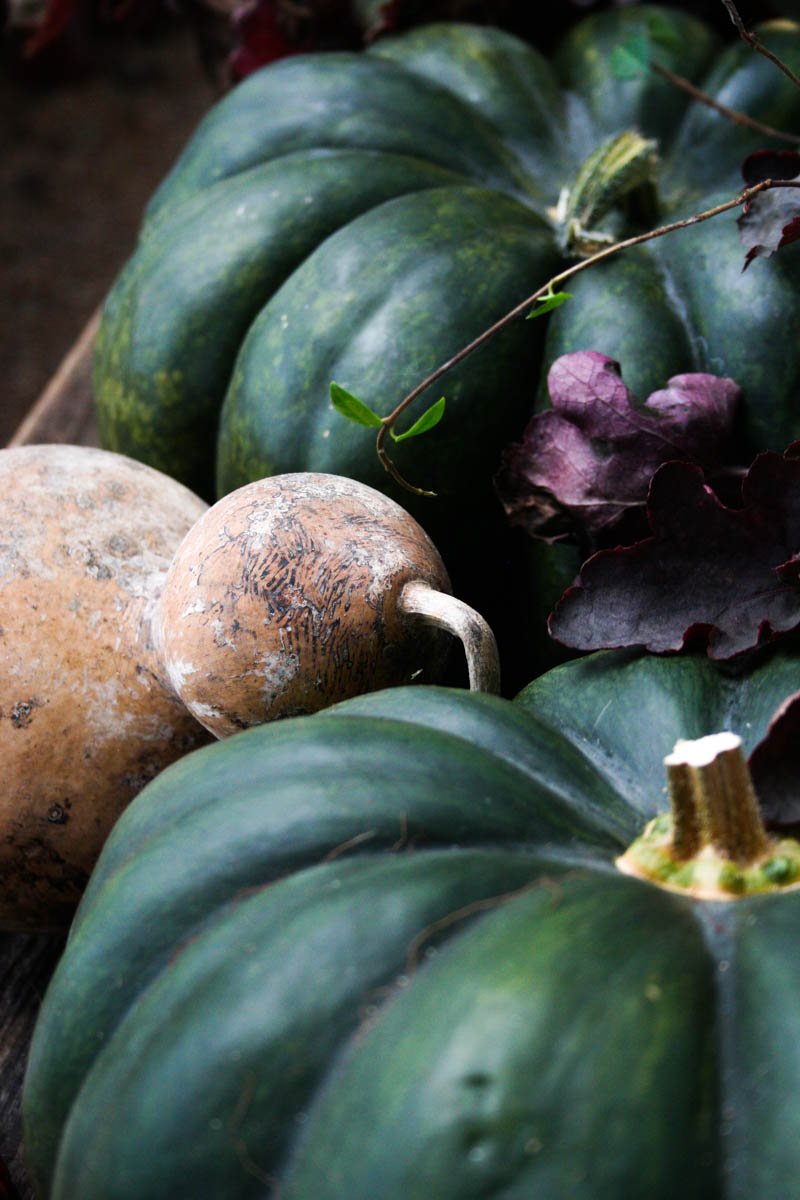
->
[[0, 445, 211, 930], [153, 473, 453, 733]]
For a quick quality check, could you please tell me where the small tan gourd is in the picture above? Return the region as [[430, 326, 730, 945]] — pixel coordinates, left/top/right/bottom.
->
[[0, 444, 211, 930], [153, 473, 500, 736]]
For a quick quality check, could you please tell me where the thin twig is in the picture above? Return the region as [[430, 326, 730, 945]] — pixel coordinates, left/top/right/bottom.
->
[[652, 61, 800, 145], [376, 178, 800, 495], [723, 0, 800, 91]]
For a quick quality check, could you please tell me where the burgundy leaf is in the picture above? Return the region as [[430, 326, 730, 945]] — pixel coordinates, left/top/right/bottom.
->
[[749, 690, 800, 827], [21, 0, 79, 57], [741, 149, 800, 187], [495, 351, 740, 543], [229, 0, 360, 79], [549, 449, 800, 659], [226, 0, 601, 80], [229, 1, 302, 80], [738, 151, 800, 269]]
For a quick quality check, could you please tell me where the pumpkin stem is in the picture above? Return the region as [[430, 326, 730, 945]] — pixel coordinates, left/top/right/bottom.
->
[[617, 732, 800, 900], [666, 733, 768, 864], [398, 581, 500, 695], [550, 130, 659, 257]]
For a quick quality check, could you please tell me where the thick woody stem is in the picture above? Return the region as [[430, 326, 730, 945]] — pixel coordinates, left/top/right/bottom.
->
[[665, 733, 768, 865], [618, 731, 800, 899], [665, 758, 702, 861], [398, 580, 500, 695]]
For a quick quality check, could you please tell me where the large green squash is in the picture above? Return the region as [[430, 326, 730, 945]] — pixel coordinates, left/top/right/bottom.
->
[[94, 8, 800, 667], [22, 647, 800, 1198]]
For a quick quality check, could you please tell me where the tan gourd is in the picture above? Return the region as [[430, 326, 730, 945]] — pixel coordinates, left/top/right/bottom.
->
[[0, 444, 211, 930], [153, 473, 500, 736], [1, 455, 498, 929]]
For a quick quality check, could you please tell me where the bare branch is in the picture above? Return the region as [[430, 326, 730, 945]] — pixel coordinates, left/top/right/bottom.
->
[[376, 178, 800, 495], [723, 0, 800, 91], [652, 60, 800, 145]]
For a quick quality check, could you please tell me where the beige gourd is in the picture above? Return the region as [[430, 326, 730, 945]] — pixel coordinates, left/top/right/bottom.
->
[[153, 473, 499, 735], [1, 451, 498, 929], [0, 445, 211, 929]]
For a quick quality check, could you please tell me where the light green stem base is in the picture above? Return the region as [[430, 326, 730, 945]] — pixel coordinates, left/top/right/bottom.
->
[[617, 813, 800, 900], [617, 730, 800, 900]]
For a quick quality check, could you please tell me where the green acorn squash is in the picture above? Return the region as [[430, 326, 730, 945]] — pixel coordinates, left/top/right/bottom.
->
[[22, 647, 800, 1198], [95, 7, 800, 686], [93, 8, 800, 682]]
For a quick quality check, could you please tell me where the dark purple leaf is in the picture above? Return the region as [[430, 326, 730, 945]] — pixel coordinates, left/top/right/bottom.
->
[[229, 0, 363, 79], [494, 351, 740, 543], [230, 1, 308, 80], [738, 151, 800, 269], [749, 690, 800, 827], [227, 0, 553, 77], [549, 449, 800, 659], [741, 149, 800, 187]]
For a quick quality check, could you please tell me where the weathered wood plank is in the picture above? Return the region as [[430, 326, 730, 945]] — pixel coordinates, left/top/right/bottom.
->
[[8, 309, 99, 451], [0, 934, 66, 1200]]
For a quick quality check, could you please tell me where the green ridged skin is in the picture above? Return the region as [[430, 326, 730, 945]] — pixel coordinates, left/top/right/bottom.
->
[[94, 9, 800, 685], [94, 149, 468, 492], [23, 647, 800, 1198], [216, 185, 556, 556]]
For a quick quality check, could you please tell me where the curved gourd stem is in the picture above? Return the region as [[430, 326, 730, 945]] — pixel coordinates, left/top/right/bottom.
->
[[399, 580, 501, 695]]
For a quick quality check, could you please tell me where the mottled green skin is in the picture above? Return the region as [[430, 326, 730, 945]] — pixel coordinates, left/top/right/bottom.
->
[[94, 10, 800, 682], [217, 186, 557, 581], [94, 10, 715, 486], [23, 648, 800, 1198], [94, 150, 468, 495]]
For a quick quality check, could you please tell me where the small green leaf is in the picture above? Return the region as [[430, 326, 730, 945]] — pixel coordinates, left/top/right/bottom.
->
[[391, 396, 446, 443], [525, 290, 572, 320], [609, 30, 650, 80], [330, 382, 383, 428]]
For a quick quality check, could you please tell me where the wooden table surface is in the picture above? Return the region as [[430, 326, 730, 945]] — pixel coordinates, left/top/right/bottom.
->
[[2, 314, 98, 1200]]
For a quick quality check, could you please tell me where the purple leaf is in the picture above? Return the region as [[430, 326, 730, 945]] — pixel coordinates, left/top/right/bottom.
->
[[738, 150, 800, 269], [549, 449, 800, 659], [741, 149, 800, 187], [494, 351, 740, 543], [749, 690, 800, 827]]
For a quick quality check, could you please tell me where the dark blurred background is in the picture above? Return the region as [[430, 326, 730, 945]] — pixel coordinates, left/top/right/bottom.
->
[[1, 0, 795, 447], [1, 16, 217, 445]]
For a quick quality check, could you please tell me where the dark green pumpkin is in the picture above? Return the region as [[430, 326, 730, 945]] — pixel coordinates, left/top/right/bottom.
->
[[22, 646, 800, 1198], [94, 10, 800, 681]]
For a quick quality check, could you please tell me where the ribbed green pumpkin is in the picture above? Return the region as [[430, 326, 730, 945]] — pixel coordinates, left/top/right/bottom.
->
[[93, 8, 800, 673], [22, 647, 800, 1198]]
